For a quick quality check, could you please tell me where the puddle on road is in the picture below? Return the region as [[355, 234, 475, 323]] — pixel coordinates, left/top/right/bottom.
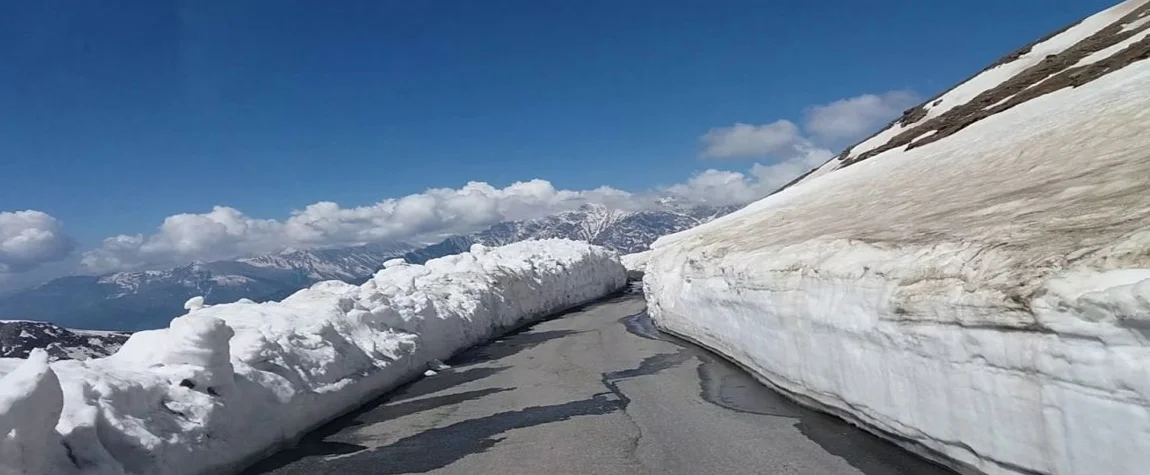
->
[[619, 311, 663, 340], [696, 356, 805, 418], [620, 311, 801, 417], [619, 311, 956, 475]]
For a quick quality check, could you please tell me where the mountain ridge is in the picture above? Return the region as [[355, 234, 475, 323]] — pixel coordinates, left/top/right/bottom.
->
[[0, 204, 735, 332]]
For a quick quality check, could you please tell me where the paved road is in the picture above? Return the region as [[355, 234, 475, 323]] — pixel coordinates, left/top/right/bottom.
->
[[245, 293, 953, 475]]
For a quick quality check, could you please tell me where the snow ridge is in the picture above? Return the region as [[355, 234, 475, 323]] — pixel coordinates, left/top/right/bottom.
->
[[645, 14, 1150, 475], [238, 241, 416, 281], [401, 203, 737, 264], [0, 239, 625, 475], [795, 0, 1150, 186]]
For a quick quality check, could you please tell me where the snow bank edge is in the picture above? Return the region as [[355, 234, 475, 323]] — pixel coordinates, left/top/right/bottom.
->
[[647, 310, 980, 475], [216, 241, 630, 475], [1, 239, 628, 475]]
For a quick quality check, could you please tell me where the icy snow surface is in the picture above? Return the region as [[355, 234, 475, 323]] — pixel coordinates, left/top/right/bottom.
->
[[621, 251, 652, 273], [644, 41, 1150, 475], [0, 239, 625, 475]]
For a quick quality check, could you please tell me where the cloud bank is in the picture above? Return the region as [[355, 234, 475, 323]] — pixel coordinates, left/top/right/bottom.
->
[[46, 89, 917, 276], [0, 210, 76, 274], [691, 89, 916, 211], [700, 120, 805, 159], [80, 181, 639, 273], [700, 89, 919, 159], [804, 90, 919, 142], [79, 150, 837, 274]]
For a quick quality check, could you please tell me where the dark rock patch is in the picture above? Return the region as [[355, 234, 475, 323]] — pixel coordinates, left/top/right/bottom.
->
[[0, 320, 130, 361]]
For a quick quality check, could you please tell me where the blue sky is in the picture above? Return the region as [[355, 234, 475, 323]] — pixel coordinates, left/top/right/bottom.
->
[[0, 0, 1117, 287]]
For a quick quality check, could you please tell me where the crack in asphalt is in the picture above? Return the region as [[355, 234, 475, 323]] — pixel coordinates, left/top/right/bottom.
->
[[247, 296, 956, 475]]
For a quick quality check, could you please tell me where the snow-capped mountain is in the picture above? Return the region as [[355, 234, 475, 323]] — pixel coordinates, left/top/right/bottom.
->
[[239, 242, 415, 282], [0, 242, 415, 331], [0, 320, 129, 361], [403, 204, 737, 264], [0, 204, 733, 332]]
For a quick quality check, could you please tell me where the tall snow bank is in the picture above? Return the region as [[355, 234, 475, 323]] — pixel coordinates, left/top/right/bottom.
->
[[644, 49, 1150, 474], [0, 239, 625, 475]]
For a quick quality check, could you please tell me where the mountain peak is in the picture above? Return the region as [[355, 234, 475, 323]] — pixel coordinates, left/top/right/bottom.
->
[[0, 206, 735, 331]]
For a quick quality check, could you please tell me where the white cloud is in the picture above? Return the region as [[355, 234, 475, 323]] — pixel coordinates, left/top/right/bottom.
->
[[82, 167, 837, 274], [665, 169, 761, 206], [700, 120, 803, 158], [76, 89, 917, 275], [701, 90, 920, 162], [666, 145, 834, 206], [691, 89, 920, 207], [80, 180, 639, 273], [748, 144, 835, 190], [803, 90, 920, 142], [0, 210, 76, 273]]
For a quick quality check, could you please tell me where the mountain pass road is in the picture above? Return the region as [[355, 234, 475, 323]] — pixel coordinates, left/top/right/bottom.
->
[[245, 293, 953, 475]]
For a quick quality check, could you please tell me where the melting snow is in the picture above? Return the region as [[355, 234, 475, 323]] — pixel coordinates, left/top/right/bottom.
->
[[1122, 15, 1150, 31], [1075, 27, 1150, 68]]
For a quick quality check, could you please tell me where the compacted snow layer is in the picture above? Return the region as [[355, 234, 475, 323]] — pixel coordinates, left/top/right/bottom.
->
[[0, 240, 625, 475], [644, 49, 1150, 475], [621, 251, 652, 273]]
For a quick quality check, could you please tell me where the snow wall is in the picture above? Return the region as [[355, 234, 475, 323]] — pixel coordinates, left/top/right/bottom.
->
[[0, 239, 626, 475], [644, 22, 1150, 475]]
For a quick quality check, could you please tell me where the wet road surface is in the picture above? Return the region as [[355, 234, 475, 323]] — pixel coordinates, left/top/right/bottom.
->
[[245, 293, 953, 475]]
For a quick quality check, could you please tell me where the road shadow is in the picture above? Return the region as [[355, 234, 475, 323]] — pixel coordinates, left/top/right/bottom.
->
[[624, 312, 955, 475], [447, 328, 580, 366], [794, 411, 954, 475], [386, 365, 509, 403], [276, 394, 625, 475], [243, 387, 515, 474]]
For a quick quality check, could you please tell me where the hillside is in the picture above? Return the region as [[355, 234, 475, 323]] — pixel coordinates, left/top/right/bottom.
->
[[644, 1, 1150, 475], [0, 242, 414, 331], [0, 321, 128, 361]]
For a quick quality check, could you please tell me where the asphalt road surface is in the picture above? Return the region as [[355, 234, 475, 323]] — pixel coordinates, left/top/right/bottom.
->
[[245, 293, 953, 475]]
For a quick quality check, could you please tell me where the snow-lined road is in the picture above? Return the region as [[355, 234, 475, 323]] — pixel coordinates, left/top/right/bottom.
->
[[245, 293, 952, 475]]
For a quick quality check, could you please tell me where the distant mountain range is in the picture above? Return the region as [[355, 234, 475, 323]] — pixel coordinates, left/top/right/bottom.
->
[[0, 204, 736, 333], [404, 203, 736, 263], [0, 242, 414, 332]]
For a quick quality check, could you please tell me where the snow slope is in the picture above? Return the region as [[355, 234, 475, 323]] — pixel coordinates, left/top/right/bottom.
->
[[644, 4, 1150, 475], [799, 0, 1150, 183], [0, 239, 625, 475], [621, 251, 652, 273]]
